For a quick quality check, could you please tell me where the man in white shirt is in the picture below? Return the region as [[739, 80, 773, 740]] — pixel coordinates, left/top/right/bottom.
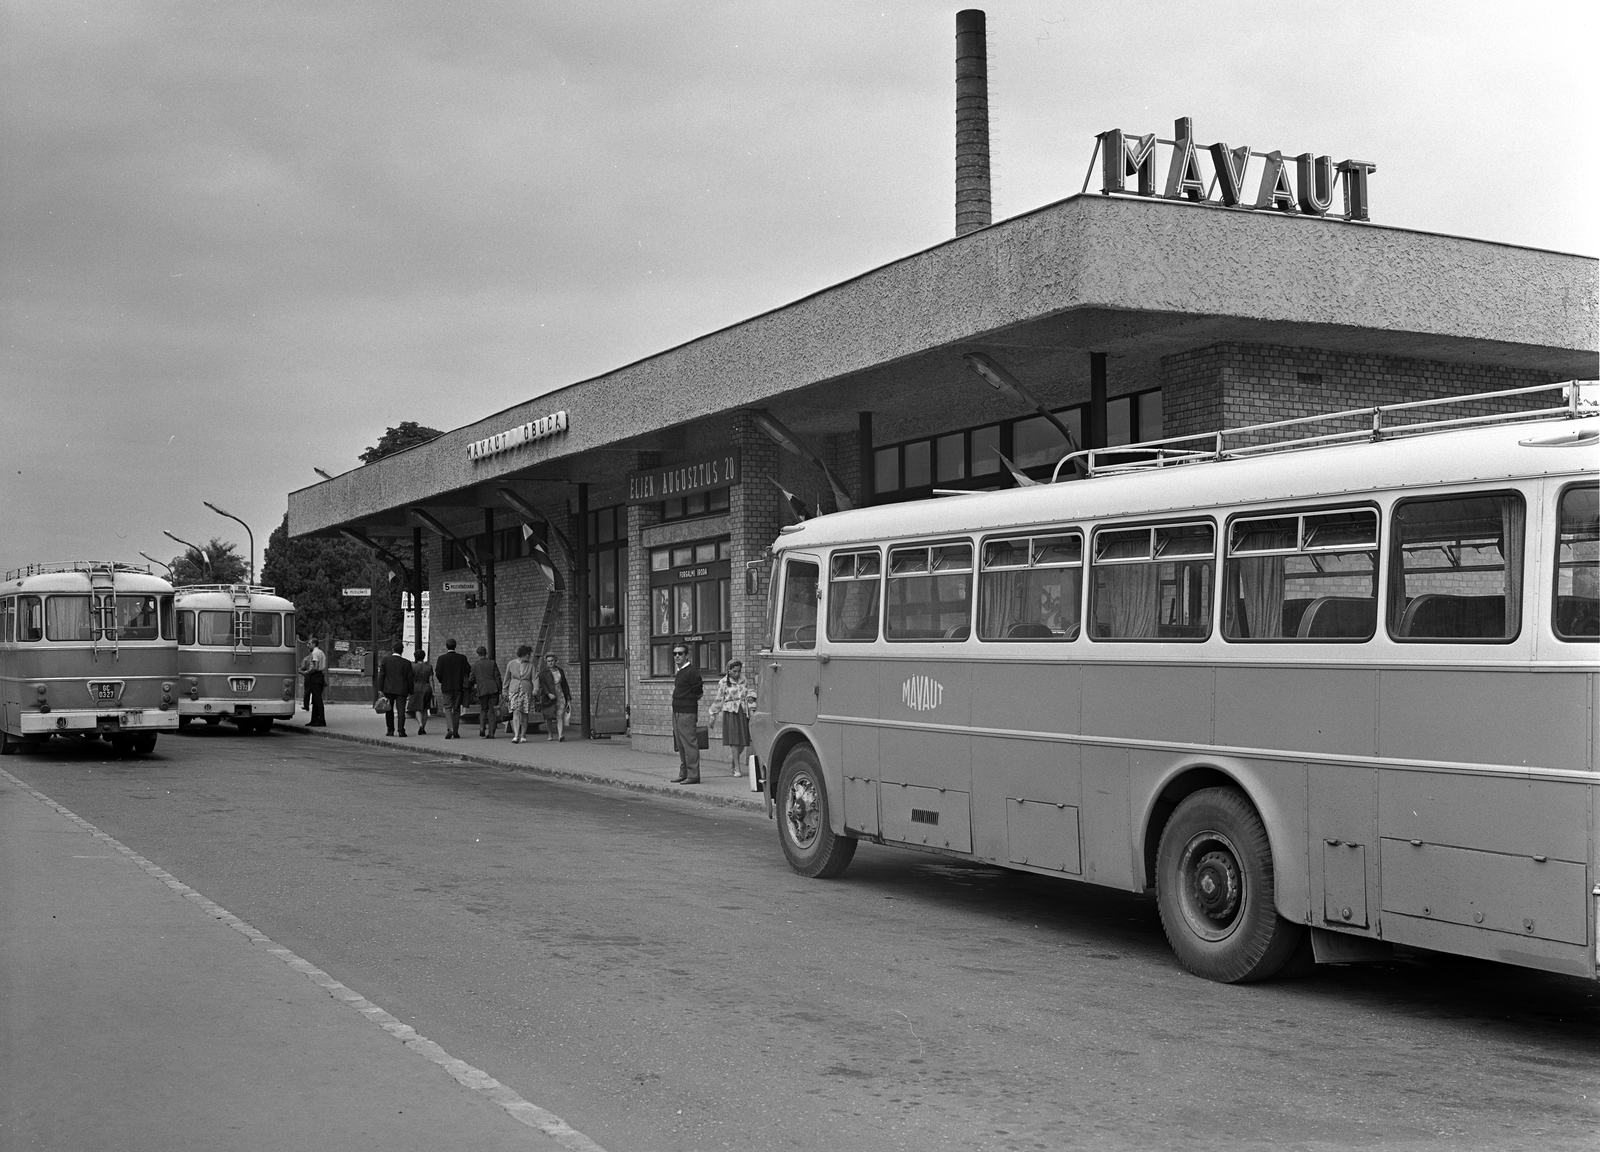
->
[[302, 637, 328, 727]]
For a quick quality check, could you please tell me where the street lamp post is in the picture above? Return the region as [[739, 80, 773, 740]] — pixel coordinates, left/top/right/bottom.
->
[[138, 551, 174, 578], [202, 501, 254, 583], [162, 530, 211, 581]]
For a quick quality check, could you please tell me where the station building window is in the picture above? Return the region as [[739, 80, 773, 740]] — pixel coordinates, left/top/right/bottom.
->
[[440, 525, 531, 572], [872, 388, 1161, 502], [660, 486, 730, 523], [586, 505, 627, 661], [649, 536, 732, 675]]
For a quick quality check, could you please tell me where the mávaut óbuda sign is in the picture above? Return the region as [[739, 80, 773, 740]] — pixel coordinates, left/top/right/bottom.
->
[[626, 449, 741, 505], [1096, 117, 1377, 221], [467, 410, 568, 462]]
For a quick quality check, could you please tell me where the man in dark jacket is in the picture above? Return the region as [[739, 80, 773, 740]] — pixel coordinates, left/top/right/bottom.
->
[[377, 641, 415, 737], [468, 645, 502, 739], [432, 637, 472, 740], [670, 642, 703, 784]]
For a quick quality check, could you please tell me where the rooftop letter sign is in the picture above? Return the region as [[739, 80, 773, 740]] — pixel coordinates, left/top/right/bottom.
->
[[1096, 117, 1375, 221], [468, 410, 568, 462]]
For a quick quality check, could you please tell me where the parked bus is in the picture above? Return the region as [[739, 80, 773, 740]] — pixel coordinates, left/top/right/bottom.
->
[[753, 385, 1598, 984], [0, 562, 179, 756], [173, 584, 297, 734]]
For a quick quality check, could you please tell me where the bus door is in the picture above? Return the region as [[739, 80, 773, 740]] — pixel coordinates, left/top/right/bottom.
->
[[770, 555, 820, 726]]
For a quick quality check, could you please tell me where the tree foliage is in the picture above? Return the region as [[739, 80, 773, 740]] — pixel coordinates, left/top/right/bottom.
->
[[359, 422, 442, 465], [260, 514, 413, 646], [169, 538, 247, 586]]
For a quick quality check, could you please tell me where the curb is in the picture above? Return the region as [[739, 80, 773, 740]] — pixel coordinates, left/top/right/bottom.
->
[[277, 724, 769, 814]]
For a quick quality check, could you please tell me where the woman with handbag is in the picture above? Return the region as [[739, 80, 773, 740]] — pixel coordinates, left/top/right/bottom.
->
[[407, 649, 435, 736], [536, 653, 571, 742], [504, 644, 536, 744], [710, 659, 755, 776]]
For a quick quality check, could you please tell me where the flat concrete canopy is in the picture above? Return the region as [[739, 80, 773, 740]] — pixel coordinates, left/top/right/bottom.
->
[[289, 193, 1597, 538]]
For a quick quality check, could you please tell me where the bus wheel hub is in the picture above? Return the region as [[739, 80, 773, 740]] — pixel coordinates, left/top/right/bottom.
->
[[1193, 850, 1240, 923]]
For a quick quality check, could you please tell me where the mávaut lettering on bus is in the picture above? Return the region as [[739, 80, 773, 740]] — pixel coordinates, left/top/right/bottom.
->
[[626, 449, 742, 504], [1097, 117, 1377, 221], [467, 410, 568, 462]]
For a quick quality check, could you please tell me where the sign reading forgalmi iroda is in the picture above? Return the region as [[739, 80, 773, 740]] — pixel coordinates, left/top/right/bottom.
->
[[1098, 117, 1376, 221], [467, 410, 568, 462]]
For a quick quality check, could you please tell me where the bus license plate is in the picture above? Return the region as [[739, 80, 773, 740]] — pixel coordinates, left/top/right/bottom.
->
[[92, 683, 117, 701]]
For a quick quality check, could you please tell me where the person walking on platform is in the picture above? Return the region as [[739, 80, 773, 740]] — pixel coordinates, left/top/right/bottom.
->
[[408, 649, 435, 735], [378, 641, 415, 737], [433, 638, 471, 739], [468, 645, 502, 739], [300, 636, 327, 727], [670, 643, 702, 784], [710, 659, 755, 776], [504, 645, 536, 743], [536, 652, 572, 742]]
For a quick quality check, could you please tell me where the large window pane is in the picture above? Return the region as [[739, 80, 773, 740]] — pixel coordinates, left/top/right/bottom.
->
[[673, 585, 695, 634], [827, 550, 881, 642], [178, 610, 196, 646], [1107, 397, 1133, 446], [652, 588, 672, 636], [970, 426, 1000, 476], [111, 595, 161, 640], [1224, 510, 1377, 641], [1012, 415, 1067, 470], [779, 560, 819, 650], [198, 610, 235, 646], [1390, 494, 1523, 641], [1092, 524, 1213, 640], [1554, 483, 1598, 639], [695, 580, 721, 633], [886, 543, 972, 640], [1137, 390, 1163, 440], [247, 611, 281, 647], [18, 596, 42, 641], [936, 433, 965, 482], [903, 441, 931, 489], [45, 596, 96, 641], [979, 532, 1082, 640], [874, 447, 899, 493]]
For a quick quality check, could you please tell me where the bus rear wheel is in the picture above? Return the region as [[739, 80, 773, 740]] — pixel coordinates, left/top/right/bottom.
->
[[1156, 787, 1304, 983], [177, 716, 193, 731], [777, 746, 856, 879], [130, 734, 157, 755]]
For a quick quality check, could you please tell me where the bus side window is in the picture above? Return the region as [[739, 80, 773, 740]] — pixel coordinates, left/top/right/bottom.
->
[[160, 596, 176, 641], [779, 560, 820, 650], [827, 550, 881, 642], [978, 533, 1082, 640], [178, 610, 197, 647], [1223, 509, 1377, 641], [1, 597, 13, 643], [1390, 492, 1523, 642], [18, 597, 42, 642], [885, 542, 973, 640], [1553, 482, 1598, 640], [283, 612, 296, 646], [1091, 523, 1214, 641]]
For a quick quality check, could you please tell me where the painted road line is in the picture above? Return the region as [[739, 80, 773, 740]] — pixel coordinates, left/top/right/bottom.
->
[[0, 766, 609, 1152]]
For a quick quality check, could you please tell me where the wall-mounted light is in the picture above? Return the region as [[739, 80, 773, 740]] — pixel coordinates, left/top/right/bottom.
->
[[962, 352, 1086, 479]]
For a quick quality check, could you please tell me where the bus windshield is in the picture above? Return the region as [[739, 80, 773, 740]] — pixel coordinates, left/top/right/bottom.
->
[[45, 596, 97, 641]]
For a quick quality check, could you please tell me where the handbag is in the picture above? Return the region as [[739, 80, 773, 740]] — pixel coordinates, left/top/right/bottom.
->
[[695, 725, 709, 750], [374, 696, 391, 714]]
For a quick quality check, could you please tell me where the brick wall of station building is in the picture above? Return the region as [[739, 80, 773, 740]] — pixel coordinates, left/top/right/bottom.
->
[[1161, 343, 1567, 446]]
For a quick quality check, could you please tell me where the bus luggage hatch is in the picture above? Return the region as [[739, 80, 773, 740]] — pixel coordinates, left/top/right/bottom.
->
[[1006, 799, 1082, 875], [880, 782, 971, 853]]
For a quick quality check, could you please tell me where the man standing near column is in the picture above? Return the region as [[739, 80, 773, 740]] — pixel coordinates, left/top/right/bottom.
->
[[301, 636, 327, 727], [670, 643, 702, 785], [433, 638, 471, 740]]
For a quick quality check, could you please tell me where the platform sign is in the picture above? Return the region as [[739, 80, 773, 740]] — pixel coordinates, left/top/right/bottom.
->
[[442, 580, 477, 593], [342, 587, 372, 597]]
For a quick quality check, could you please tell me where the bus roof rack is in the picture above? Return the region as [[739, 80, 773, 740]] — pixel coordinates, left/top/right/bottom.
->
[[174, 583, 277, 596], [3, 561, 153, 582], [1050, 380, 1598, 483]]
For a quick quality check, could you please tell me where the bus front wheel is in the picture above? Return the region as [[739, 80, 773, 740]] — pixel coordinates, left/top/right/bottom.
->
[[1156, 787, 1304, 983], [777, 747, 856, 879]]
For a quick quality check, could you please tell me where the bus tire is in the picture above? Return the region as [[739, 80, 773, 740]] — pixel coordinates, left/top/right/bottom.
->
[[131, 734, 157, 755], [777, 747, 856, 879], [203, 716, 222, 727], [1155, 787, 1304, 984], [253, 719, 273, 735], [0, 730, 19, 755]]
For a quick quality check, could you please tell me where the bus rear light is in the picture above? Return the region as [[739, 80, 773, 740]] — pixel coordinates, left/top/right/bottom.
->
[[55, 717, 67, 729], [282, 677, 294, 699]]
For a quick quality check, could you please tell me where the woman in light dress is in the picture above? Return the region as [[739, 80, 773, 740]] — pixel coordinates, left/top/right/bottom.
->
[[503, 644, 537, 743], [709, 659, 756, 776]]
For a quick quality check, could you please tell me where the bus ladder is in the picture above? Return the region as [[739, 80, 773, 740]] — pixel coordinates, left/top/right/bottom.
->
[[90, 564, 118, 663], [534, 589, 563, 661], [232, 585, 254, 661]]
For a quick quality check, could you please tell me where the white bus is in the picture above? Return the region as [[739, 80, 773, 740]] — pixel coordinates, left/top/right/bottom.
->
[[752, 386, 1598, 984]]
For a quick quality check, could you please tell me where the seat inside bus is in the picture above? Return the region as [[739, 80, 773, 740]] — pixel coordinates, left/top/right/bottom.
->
[[1396, 593, 1507, 639], [1295, 596, 1378, 638]]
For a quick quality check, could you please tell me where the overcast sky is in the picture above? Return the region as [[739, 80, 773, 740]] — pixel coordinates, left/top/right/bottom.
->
[[2, 1, 1593, 576]]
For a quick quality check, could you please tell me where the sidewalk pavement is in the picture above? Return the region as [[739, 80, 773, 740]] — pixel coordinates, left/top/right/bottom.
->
[[281, 704, 769, 813], [0, 768, 582, 1151]]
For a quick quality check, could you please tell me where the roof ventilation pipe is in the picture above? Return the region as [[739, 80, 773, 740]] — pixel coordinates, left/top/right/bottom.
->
[[955, 9, 991, 236]]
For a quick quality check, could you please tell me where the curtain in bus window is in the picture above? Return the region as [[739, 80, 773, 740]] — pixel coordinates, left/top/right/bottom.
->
[[282, 613, 295, 646], [827, 552, 881, 642], [250, 612, 282, 647], [1392, 494, 1523, 640], [1554, 484, 1599, 638], [979, 569, 1081, 639], [2, 599, 13, 643], [197, 610, 235, 646], [178, 610, 196, 646], [161, 596, 176, 641], [45, 596, 96, 641], [1095, 565, 1160, 639], [779, 561, 819, 649], [113, 595, 160, 640], [1232, 556, 1287, 638]]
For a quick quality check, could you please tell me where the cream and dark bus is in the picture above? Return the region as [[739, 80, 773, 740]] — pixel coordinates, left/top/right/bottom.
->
[[752, 386, 1598, 984], [173, 584, 297, 733]]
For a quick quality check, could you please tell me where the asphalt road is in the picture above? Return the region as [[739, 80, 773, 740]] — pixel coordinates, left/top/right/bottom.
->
[[6, 729, 1598, 1151]]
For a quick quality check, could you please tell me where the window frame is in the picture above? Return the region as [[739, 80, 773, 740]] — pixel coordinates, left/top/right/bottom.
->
[[826, 548, 883, 643], [1088, 518, 1217, 643], [777, 556, 821, 652], [883, 538, 975, 643], [1386, 488, 1525, 645], [1221, 502, 1380, 644], [976, 528, 1085, 642], [1551, 480, 1598, 643]]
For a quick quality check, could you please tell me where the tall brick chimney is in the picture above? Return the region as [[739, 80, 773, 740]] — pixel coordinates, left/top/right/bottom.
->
[[955, 9, 991, 236]]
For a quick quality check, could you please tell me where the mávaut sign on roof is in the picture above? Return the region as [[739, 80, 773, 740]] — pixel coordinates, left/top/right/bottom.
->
[[626, 449, 741, 505]]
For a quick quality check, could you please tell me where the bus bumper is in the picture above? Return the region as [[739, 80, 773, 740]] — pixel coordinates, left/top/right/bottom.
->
[[20, 708, 180, 735], [179, 699, 296, 720]]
